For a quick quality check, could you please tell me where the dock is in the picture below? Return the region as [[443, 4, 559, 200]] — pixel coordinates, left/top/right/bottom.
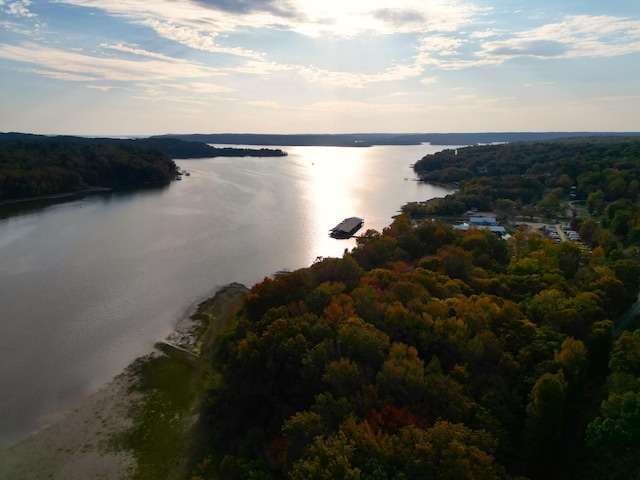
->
[[330, 217, 364, 238]]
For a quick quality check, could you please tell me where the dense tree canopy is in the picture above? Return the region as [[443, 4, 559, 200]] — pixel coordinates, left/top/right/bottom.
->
[[0, 133, 288, 201], [185, 137, 640, 480], [407, 137, 640, 251], [199, 207, 639, 479], [0, 136, 177, 200]]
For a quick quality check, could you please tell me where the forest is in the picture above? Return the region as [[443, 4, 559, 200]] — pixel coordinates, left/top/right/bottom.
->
[[0, 134, 178, 201], [193, 137, 640, 480], [0, 133, 287, 201]]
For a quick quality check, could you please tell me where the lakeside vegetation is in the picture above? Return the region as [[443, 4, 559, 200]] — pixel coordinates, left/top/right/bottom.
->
[[185, 136, 640, 480], [0, 134, 178, 201], [0, 133, 287, 202]]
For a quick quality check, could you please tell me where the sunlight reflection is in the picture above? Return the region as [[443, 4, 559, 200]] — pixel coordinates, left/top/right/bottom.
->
[[294, 146, 368, 257]]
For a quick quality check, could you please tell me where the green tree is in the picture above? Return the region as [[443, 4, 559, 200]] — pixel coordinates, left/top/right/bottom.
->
[[524, 371, 568, 477], [396, 422, 508, 480], [289, 431, 362, 480], [586, 392, 640, 479], [376, 343, 427, 405]]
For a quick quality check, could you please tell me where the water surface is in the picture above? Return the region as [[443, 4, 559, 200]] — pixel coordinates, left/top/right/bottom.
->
[[0, 143, 455, 445]]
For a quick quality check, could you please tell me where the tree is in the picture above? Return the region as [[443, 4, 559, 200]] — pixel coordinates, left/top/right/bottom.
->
[[336, 317, 391, 377], [439, 244, 474, 282], [289, 431, 362, 480], [536, 188, 566, 219], [322, 358, 363, 399], [586, 392, 640, 478], [376, 343, 427, 405], [524, 371, 568, 477], [494, 198, 517, 222], [396, 422, 508, 480]]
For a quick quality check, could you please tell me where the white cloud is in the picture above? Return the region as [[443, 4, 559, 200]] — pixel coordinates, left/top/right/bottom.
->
[[418, 35, 465, 56], [165, 81, 233, 93], [420, 77, 438, 85], [141, 20, 266, 59], [0, 42, 227, 84], [479, 15, 640, 60], [295, 62, 423, 88], [54, 0, 485, 40], [5, 0, 35, 17], [291, 0, 486, 36], [24, 68, 96, 81], [86, 85, 118, 91]]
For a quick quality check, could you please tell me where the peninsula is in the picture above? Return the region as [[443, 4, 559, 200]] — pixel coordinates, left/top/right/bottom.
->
[[0, 133, 287, 202]]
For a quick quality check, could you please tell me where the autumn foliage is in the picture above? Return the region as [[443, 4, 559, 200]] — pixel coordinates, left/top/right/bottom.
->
[[201, 138, 640, 479], [199, 212, 640, 480]]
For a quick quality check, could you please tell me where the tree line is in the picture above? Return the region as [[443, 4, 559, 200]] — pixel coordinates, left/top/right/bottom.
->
[[191, 137, 640, 480], [408, 137, 640, 228], [0, 134, 179, 201]]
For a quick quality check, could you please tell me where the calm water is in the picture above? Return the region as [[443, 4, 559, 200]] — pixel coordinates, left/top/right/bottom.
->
[[0, 144, 455, 446]]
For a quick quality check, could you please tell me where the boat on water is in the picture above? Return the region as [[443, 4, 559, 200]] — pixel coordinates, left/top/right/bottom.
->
[[330, 217, 364, 238]]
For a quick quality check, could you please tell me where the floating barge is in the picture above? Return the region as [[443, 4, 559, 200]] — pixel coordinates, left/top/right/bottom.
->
[[330, 217, 364, 238]]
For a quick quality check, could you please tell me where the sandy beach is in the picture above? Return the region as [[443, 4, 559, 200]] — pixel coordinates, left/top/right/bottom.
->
[[0, 282, 250, 480]]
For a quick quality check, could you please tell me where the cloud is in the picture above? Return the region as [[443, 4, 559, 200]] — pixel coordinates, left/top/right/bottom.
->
[[287, 0, 484, 37], [484, 39, 569, 57], [141, 20, 266, 59], [372, 8, 425, 27], [54, 0, 484, 38], [0, 42, 226, 84], [166, 81, 233, 93], [408, 14, 640, 72], [86, 85, 118, 91], [295, 61, 423, 88], [191, 0, 297, 17], [4, 0, 35, 17], [24, 68, 97, 81], [479, 15, 640, 60], [418, 35, 465, 56], [100, 42, 193, 61]]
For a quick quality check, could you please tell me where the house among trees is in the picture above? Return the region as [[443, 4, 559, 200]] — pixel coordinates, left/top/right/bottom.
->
[[454, 223, 509, 238]]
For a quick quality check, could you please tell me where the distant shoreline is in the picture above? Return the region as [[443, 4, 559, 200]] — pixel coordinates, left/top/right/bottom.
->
[[152, 131, 640, 147], [0, 186, 112, 207]]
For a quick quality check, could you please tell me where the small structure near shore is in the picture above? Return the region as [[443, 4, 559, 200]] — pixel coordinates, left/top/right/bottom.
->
[[330, 217, 364, 238], [469, 215, 497, 226]]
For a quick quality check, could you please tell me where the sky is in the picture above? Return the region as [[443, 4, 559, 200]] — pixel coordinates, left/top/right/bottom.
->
[[1, 0, 639, 136]]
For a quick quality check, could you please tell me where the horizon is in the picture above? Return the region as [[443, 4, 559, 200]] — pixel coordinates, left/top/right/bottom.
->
[[4, 131, 640, 140], [1, 1, 639, 135]]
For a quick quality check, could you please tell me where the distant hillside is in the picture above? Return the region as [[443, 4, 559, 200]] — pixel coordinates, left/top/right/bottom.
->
[[0, 133, 177, 201], [0, 133, 287, 159], [153, 132, 640, 147]]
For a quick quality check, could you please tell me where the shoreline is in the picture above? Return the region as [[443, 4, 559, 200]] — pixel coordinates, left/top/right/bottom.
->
[[0, 187, 113, 207], [0, 282, 250, 480]]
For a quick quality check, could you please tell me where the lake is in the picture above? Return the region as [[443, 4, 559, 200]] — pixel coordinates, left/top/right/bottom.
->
[[0, 143, 456, 446]]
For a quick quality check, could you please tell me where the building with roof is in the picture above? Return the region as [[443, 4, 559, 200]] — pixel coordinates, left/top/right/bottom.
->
[[469, 216, 497, 226]]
